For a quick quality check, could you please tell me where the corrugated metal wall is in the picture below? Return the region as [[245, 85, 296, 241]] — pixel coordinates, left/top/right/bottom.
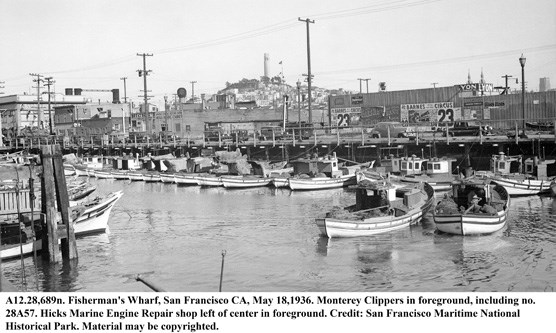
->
[[332, 88, 556, 129]]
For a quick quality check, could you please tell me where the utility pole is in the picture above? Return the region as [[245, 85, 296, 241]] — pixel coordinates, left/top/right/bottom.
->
[[363, 78, 371, 94], [120, 77, 127, 103], [44, 77, 55, 135], [30, 73, 44, 131], [137, 53, 153, 135], [299, 17, 314, 125], [431, 82, 438, 101], [190, 81, 197, 102], [357, 78, 364, 93], [501, 75, 513, 95]]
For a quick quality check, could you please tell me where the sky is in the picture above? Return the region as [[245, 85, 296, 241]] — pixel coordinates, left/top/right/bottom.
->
[[1, 0, 555, 107]]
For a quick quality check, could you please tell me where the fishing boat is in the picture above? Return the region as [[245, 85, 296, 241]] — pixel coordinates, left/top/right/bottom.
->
[[288, 174, 356, 190], [196, 174, 223, 187], [127, 172, 145, 181], [316, 180, 435, 238], [110, 170, 129, 180], [159, 173, 176, 183], [93, 169, 114, 179], [1, 190, 123, 260], [221, 175, 273, 188], [398, 157, 457, 192], [143, 173, 161, 183], [433, 179, 510, 235], [174, 173, 202, 186], [284, 153, 367, 191], [476, 153, 556, 196]]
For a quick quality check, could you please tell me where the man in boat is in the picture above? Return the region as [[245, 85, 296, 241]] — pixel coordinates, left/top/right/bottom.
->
[[464, 194, 482, 214]]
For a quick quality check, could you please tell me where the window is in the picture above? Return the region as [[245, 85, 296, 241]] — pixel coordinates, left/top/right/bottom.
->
[[401, 161, 407, 169], [414, 162, 420, 170], [434, 163, 441, 170], [499, 162, 506, 170]]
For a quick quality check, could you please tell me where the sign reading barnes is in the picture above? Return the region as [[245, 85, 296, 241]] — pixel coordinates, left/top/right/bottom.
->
[[400, 102, 461, 123]]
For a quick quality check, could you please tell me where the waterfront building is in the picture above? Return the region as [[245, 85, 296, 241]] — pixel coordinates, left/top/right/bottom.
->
[[0, 93, 86, 139]]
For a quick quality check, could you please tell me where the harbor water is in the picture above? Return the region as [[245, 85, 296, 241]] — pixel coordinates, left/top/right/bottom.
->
[[2, 178, 556, 292]]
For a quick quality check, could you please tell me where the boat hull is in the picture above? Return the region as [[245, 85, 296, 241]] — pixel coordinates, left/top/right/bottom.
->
[[174, 173, 202, 185], [434, 211, 508, 235], [196, 176, 223, 187], [221, 176, 272, 188], [1, 191, 123, 260], [317, 183, 435, 238], [490, 177, 550, 196], [288, 175, 356, 191]]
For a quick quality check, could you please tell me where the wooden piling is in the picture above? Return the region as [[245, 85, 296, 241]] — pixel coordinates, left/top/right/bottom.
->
[[40, 145, 77, 262], [53, 145, 77, 259]]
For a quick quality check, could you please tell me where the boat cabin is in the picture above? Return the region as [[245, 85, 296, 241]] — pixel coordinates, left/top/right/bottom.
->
[[426, 157, 455, 176], [355, 182, 397, 211], [491, 153, 556, 180], [81, 156, 105, 169], [290, 153, 340, 177], [399, 156, 427, 176], [355, 180, 424, 215], [490, 153, 523, 175], [523, 157, 556, 180]]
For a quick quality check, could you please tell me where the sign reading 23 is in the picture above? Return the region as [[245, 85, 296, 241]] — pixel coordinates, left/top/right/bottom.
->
[[437, 108, 454, 122], [337, 113, 351, 127]]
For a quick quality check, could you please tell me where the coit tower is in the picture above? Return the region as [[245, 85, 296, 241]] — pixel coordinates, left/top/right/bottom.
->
[[264, 53, 270, 78]]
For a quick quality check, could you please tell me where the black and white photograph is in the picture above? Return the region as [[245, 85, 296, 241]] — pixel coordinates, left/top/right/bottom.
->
[[0, 0, 555, 331]]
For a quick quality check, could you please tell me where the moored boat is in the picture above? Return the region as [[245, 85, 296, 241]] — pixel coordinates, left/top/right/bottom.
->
[[399, 157, 457, 192], [174, 173, 202, 186], [1, 190, 123, 260], [159, 173, 176, 183], [476, 153, 556, 196], [221, 175, 272, 188], [433, 179, 510, 235], [316, 180, 435, 238], [196, 174, 223, 187], [127, 172, 146, 181], [93, 169, 114, 179], [288, 174, 356, 190]]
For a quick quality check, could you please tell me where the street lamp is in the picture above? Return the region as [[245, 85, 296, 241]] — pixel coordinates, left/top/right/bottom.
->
[[519, 54, 526, 137]]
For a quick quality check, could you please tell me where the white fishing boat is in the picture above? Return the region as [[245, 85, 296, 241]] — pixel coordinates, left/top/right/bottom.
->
[[316, 181, 435, 238], [284, 153, 368, 191], [1, 191, 123, 260], [174, 173, 202, 186], [110, 170, 129, 180], [143, 173, 161, 183], [434, 179, 510, 235], [93, 170, 114, 179], [398, 156, 457, 192], [196, 174, 223, 187], [476, 153, 556, 196], [127, 172, 145, 181], [272, 176, 290, 188], [288, 174, 356, 190], [221, 175, 273, 188], [159, 173, 176, 183]]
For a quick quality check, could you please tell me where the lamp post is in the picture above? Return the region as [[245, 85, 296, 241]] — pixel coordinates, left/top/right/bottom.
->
[[519, 54, 526, 137]]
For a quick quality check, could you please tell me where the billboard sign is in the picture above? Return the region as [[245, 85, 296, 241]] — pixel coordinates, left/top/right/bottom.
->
[[331, 107, 361, 127], [457, 83, 494, 92], [401, 102, 461, 123]]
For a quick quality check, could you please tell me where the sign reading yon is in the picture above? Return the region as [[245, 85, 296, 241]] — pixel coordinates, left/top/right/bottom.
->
[[457, 83, 494, 92], [400, 102, 461, 124]]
